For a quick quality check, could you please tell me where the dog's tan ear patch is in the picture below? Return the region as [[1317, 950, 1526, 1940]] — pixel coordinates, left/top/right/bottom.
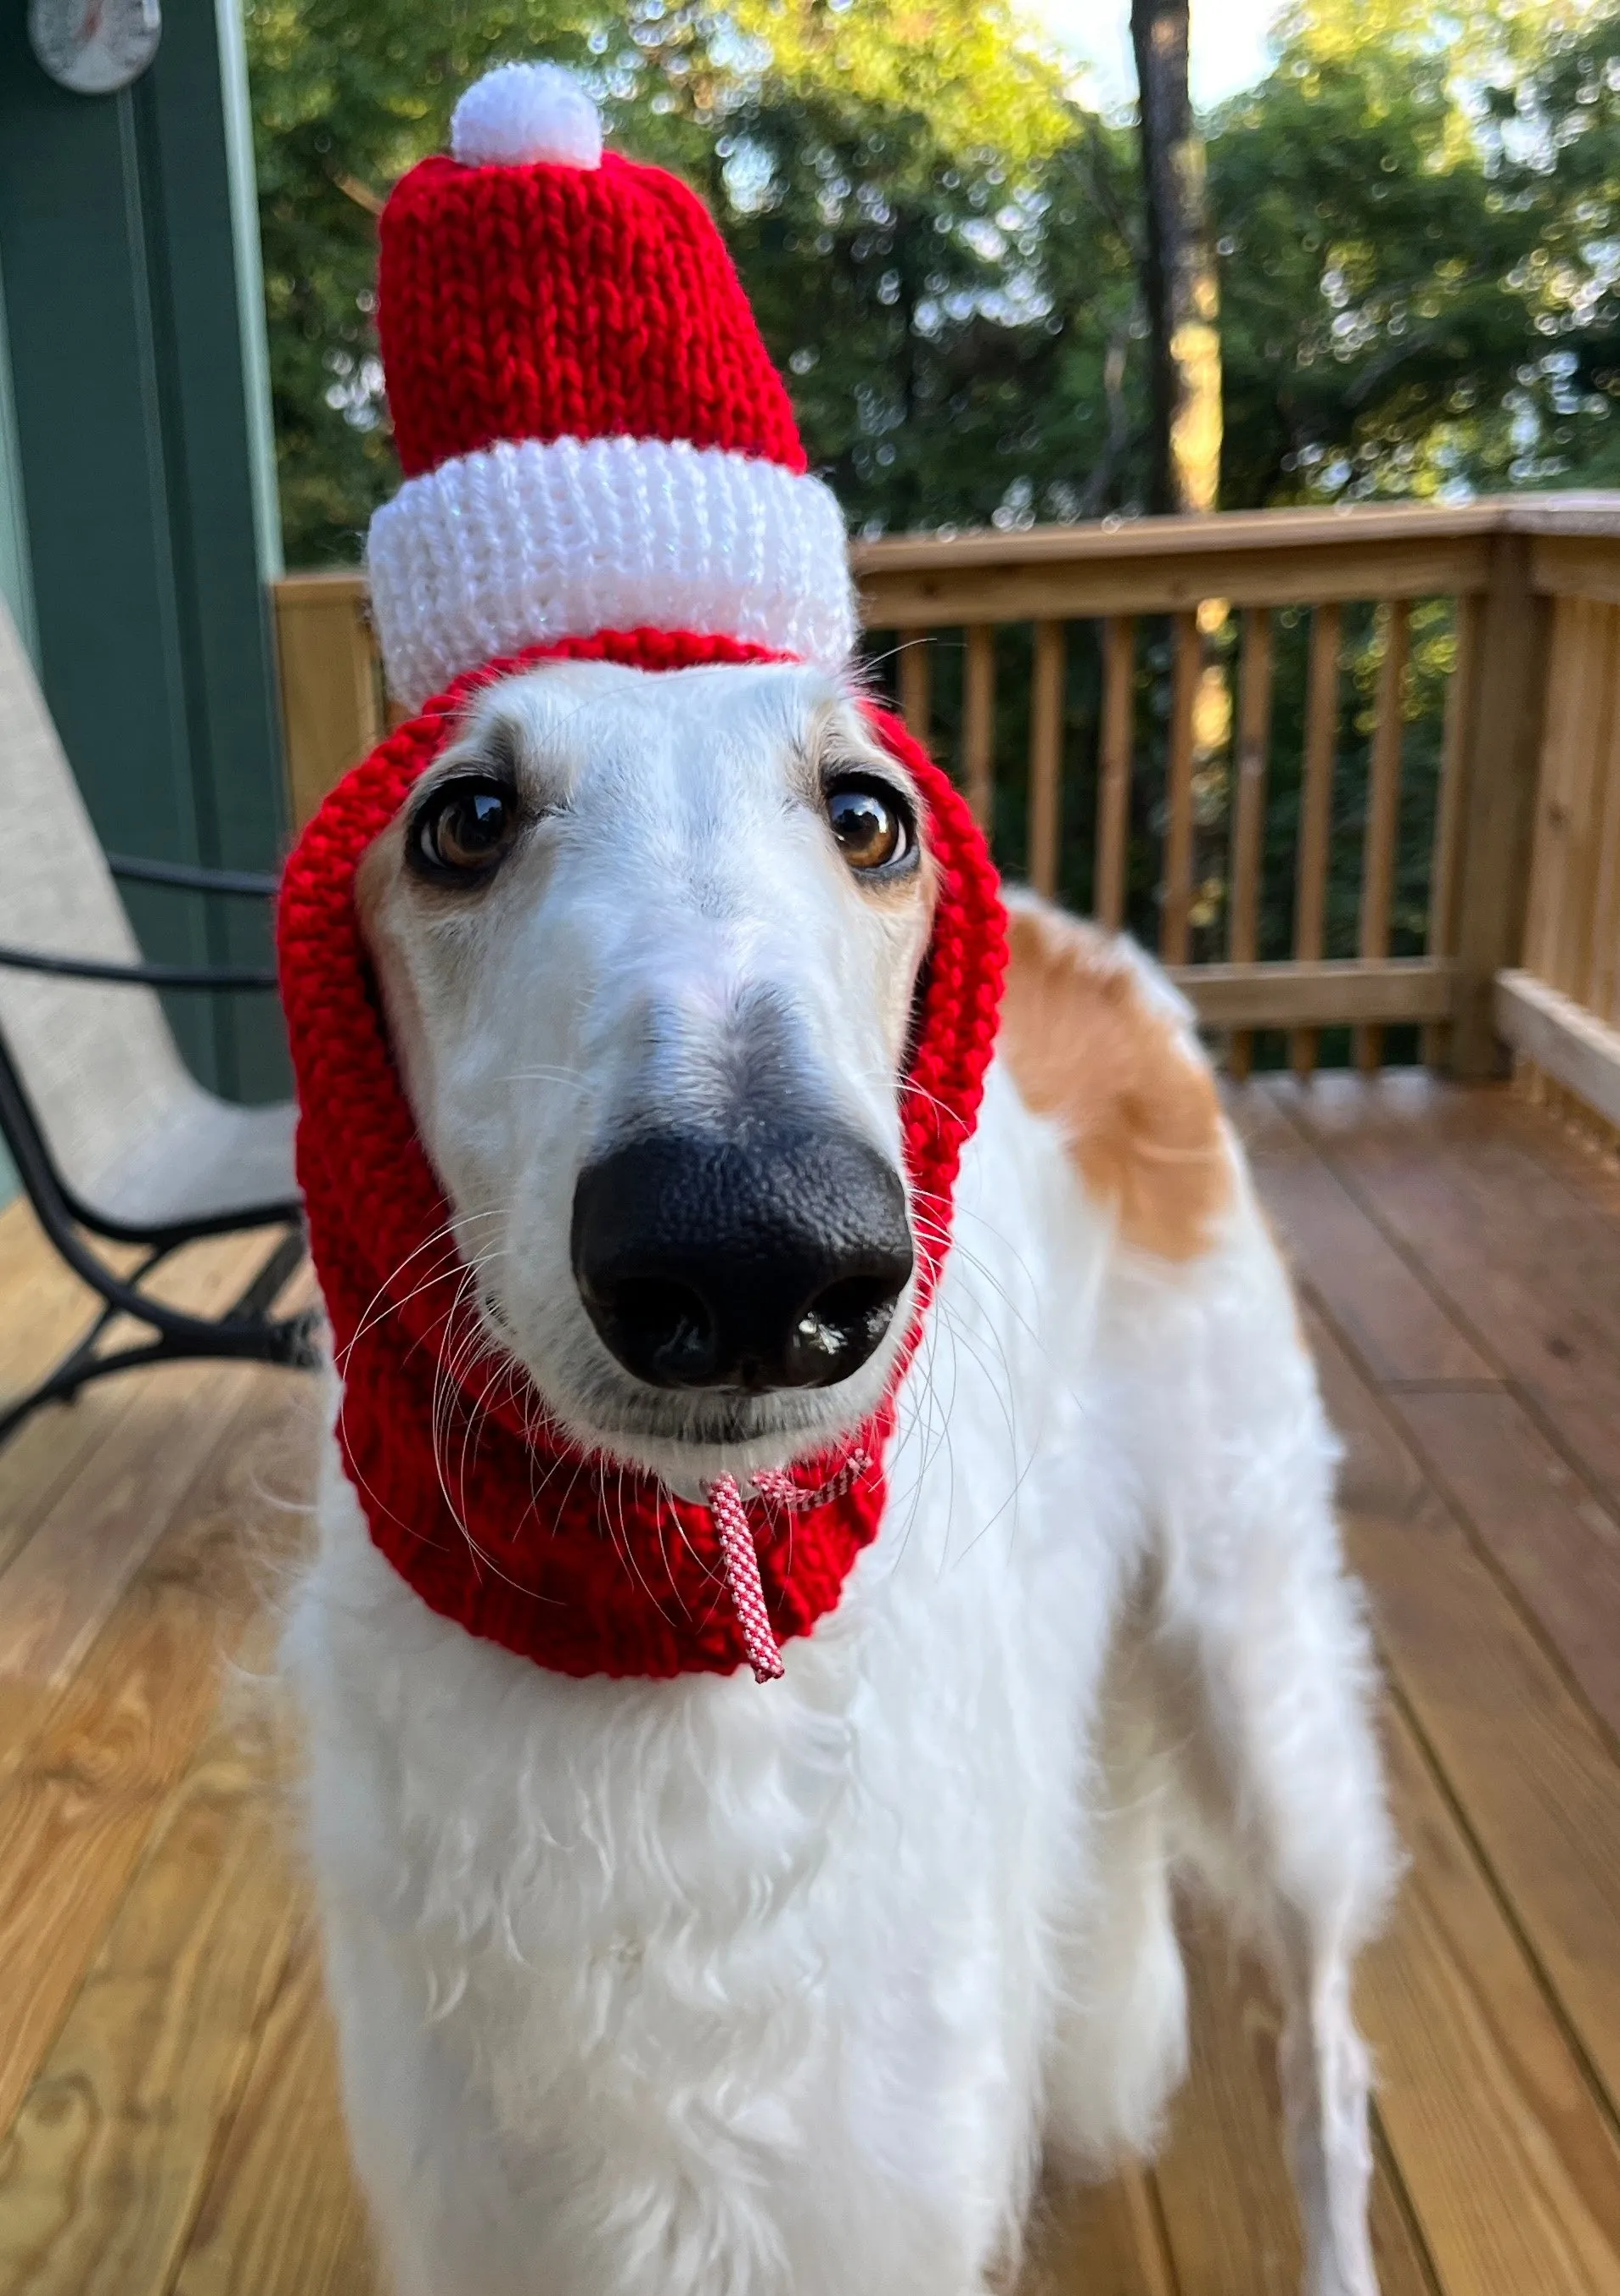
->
[[1000, 899, 1230, 1260]]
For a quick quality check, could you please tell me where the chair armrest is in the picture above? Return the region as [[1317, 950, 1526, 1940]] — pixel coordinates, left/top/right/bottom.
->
[[0, 944, 278, 991], [108, 854, 280, 899]]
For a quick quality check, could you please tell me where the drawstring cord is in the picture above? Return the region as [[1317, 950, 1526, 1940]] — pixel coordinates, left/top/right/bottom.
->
[[703, 1450, 871, 1683]]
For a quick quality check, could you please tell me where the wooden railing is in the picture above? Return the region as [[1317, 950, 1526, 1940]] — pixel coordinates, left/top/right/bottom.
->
[[1494, 509, 1620, 1139], [271, 571, 386, 832], [271, 495, 1620, 1119]]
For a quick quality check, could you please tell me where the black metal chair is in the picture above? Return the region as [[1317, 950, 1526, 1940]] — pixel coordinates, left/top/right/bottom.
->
[[0, 601, 317, 1441]]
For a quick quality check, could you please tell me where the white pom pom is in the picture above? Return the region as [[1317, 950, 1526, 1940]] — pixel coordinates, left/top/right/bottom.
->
[[451, 62, 603, 171]]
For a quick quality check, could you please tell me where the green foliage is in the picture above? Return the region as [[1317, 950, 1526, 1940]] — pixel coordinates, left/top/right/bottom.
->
[[1214, 0, 1620, 504], [669, 89, 1143, 535], [249, 0, 1620, 567], [728, 0, 1071, 166], [244, 0, 1148, 562], [247, 0, 603, 561]]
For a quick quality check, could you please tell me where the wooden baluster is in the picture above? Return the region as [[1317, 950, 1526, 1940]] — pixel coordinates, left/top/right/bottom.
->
[[1354, 600, 1411, 1074], [898, 630, 932, 746], [1292, 601, 1343, 1078], [963, 624, 996, 836], [1226, 607, 1275, 1080], [1517, 596, 1580, 996], [1094, 616, 1135, 929], [1029, 620, 1067, 899], [1544, 598, 1616, 1005], [1421, 593, 1480, 1069], [1160, 610, 1202, 964], [1445, 532, 1550, 1078], [272, 573, 384, 831], [1588, 606, 1620, 1028]]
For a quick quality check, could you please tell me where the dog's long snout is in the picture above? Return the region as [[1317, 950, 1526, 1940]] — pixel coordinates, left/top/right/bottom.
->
[[571, 1128, 913, 1392]]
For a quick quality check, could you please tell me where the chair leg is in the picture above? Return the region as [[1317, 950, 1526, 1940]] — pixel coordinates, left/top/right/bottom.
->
[[0, 1223, 321, 1445], [223, 1228, 311, 1330]]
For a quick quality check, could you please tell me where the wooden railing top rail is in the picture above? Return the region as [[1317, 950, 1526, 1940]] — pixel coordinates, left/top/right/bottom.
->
[[274, 568, 370, 605], [855, 498, 1499, 581], [853, 493, 1620, 624], [852, 490, 1620, 579], [272, 493, 1620, 631]]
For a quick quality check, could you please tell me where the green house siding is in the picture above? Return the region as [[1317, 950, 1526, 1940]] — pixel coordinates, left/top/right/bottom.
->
[[0, 246, 35, 668], [0, 0, 288, 1104], [0, 249, 26, 1202]]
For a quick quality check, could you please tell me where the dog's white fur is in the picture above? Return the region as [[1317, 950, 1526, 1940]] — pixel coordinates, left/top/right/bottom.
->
[[284, 660, 1398, 2296]]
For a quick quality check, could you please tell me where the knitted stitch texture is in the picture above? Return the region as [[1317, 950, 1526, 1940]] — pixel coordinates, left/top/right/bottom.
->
[[367, 109, 855, 710], [278, 631, 1007, 1681], [369, 434, 855, 713], [379, 152, 807, 481]]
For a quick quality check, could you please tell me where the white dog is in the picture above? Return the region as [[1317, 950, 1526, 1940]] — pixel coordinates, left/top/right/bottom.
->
[[283, 656, 1396, 2296]]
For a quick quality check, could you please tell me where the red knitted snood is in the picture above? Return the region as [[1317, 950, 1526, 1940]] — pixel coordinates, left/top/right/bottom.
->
[[278, 630, 1007, 1681]]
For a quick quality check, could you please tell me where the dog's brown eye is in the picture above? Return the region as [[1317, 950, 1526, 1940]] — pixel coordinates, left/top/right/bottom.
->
[[409, 778, 519, 882], [826, 777, 913, 875]]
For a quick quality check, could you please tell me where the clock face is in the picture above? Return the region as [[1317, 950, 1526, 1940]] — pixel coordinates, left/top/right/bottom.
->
[[28, 0, 161, 95]]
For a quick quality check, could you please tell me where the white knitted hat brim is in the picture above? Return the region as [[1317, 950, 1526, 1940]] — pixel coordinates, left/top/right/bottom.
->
[[367, 433, 858, 711]]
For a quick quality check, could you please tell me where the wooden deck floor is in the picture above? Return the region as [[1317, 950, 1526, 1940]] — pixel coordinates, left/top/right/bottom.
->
[[2, 1074, 1619, 2294]]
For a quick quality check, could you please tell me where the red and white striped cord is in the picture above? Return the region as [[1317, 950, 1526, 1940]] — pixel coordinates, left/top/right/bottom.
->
[[704, 1474, 784, 1683], [703, 1451, 871, 1685]]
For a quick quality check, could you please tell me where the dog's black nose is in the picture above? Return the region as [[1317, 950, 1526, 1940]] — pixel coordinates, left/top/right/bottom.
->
[[571, 1127, 913, 1392]]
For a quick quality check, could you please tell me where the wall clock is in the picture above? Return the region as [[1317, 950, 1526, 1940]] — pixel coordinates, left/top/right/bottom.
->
[[28, 0, 161, 95]]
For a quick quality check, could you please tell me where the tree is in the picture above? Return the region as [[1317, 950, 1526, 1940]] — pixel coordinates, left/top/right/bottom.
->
[[246, 0, 603, 563], [1130, 0, 1220, 512], [1212, 0, 1620, 506], [245, 0, 1146, 561], [245, 0, 1620, 563]]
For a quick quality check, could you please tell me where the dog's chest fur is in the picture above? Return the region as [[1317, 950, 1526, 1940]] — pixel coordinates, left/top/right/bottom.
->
[[286, 1061, 1152, 2288]]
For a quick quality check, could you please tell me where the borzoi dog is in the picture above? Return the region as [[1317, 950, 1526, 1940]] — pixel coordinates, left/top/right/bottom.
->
[[282, 653, 1395, 2296]]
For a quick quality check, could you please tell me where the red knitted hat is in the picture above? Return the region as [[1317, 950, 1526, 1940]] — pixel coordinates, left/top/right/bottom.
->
[[367, 62, 855, 710], [281, 64, 1010, 1682]]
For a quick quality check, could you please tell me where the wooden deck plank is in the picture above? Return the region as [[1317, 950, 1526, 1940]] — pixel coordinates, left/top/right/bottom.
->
[[1021, 2166, 1178, 2296], [0, 1199, 125, 1396], [0, 1229, 311, 1794], [0, 1729, 298, 2296], [0, 1376, 315, 2136], [0, 1389, 141, 1588], [168, 1935, 378, 2296], [0, 1201, 149, 1581], [1280, 1074, 1620, 1506], [0, 1375, 263, 1779], [0, 1351, 303, 1788], [1309, 1308, 1620, 2120], [1390, 1385, 1620, 1748], [0, 1222, 304, 1595], [1491, 1081, 1620, 1217], [1254, 1076, 1620, 1745], [1233, 1084, 1499, 1387], [1149, 1920, 1433, 2296], [1364, 1708, 1620, 2294]]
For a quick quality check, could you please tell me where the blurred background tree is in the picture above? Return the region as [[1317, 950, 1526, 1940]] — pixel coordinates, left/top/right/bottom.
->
[[246, 0, 1620, 566], [1131, 0, 1221, 513]]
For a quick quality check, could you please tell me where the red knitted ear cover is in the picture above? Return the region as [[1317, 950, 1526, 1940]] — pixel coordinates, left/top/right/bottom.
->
[[277, 631, 1007, 1679]]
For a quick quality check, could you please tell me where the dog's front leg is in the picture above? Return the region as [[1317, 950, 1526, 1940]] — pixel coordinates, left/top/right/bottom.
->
[[1158, 1498, 1399, 2296], [1274, 1912, 1382, 2296]]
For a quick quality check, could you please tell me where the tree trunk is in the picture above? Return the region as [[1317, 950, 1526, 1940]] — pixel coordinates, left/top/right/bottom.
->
[[1130, 0, 1221, 514]]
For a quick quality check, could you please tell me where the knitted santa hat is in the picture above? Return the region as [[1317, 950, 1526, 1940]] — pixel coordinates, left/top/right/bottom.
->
[[280, 64, 1008, 1683], [367, 61, 857, 711]]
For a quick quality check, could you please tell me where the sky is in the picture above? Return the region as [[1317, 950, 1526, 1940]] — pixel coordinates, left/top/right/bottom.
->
[[1028, 0, 1283, 111]]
